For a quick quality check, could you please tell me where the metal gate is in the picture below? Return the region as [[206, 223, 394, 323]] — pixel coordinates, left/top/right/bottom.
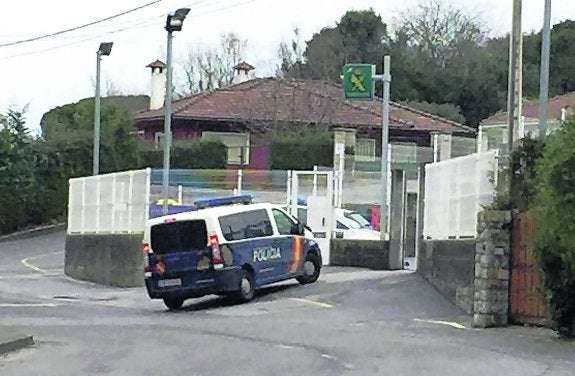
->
[[510, 212, 549, 326]]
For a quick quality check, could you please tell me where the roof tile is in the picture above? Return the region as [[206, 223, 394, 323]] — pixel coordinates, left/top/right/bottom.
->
[[136, 78, 474, 134]]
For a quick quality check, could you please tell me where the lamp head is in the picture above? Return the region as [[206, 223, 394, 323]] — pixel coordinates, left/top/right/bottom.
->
[[98, 42, 113, 56], [165, 8, 190, 32]]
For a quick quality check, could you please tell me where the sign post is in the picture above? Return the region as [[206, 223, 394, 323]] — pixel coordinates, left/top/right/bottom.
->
[[343, 58, 391, 240]]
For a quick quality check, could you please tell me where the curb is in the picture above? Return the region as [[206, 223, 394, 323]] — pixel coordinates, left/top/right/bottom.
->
[[0, 335, 34, 356], [0, 224, 66, 243]]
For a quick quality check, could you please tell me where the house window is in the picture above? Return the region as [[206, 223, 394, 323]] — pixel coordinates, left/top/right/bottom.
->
[[355, 138, 376, 161], [202, 131, 250, 165], [137, 130, 145, 140]]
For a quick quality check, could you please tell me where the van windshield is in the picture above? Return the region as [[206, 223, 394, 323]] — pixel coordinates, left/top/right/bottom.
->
[[151, 220, 207, 254]]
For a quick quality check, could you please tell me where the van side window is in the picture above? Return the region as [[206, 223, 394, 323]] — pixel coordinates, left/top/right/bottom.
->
[[272, 209, 295, 235], [336, 221, 349, 230], [219, 209, 273, 241]]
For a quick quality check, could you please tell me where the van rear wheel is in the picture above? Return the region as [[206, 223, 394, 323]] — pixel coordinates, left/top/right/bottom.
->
[[235, 269, 255, 303], [297, 254, 321, 285], [163, 297, 184, 310]]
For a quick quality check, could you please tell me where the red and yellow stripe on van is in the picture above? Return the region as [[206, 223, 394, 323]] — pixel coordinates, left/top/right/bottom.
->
[[289, 236, 304, 273]]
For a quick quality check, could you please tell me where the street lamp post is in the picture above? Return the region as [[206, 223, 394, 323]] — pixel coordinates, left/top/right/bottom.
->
[[162, 8, 190, 215], [93, 42, 113, 176]]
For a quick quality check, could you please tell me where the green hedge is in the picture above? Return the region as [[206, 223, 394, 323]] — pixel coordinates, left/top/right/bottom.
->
[[533, 119, 575, 338], [270, 132, 333, 170], [139, 139, 227, 169]]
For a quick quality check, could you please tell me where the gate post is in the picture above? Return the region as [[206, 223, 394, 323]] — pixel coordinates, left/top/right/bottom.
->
[[389, 169, 406, 270], [473, 209, 512, 327]]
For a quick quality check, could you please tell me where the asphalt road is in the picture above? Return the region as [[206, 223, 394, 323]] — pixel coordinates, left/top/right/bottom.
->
[[1, 232, 574, 376]]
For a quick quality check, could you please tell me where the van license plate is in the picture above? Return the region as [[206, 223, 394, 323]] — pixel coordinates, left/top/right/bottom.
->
[[158, 278, 182, 287]]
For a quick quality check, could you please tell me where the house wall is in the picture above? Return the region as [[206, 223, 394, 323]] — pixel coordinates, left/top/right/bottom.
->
[[140, 121, 272, 170], [249, 146, 269, 170]]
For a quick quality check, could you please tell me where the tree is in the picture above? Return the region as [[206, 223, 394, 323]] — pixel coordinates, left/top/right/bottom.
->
[[181, 33, 247, 94], [40, 98, 140, 173], [549, 21, 575, 94], [396, 0, 485, 68], [276, 28, 306, 78], [283, 9, 389, 82], [394, 0, 504, 125], [0, 106, 35, 233], [400, 100, 465, 123]]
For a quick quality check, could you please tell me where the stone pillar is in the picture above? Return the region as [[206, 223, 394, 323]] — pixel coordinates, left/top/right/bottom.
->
[[333, 127, 356, 172], [438, 133, 452, 161], [333, 128, 347, 172], [344, 129, 356, 150], [473, 210, 512, 328]]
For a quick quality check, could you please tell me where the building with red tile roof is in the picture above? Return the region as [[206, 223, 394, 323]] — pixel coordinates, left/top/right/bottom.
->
[[135, 77, 475, 169]]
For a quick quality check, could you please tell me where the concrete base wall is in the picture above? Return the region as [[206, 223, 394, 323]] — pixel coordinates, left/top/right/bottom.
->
[[330, 240, 390, 270], [65, 234, 144, 287], [418, 240, 476, 314]]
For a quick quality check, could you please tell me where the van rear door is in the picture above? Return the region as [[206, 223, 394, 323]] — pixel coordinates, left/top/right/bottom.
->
[[149, 220, 211, 286]]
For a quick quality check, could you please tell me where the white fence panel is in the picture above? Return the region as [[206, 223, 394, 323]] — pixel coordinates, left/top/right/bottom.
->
[[424, 150, 498, 239], [67, 169, 151, 234]]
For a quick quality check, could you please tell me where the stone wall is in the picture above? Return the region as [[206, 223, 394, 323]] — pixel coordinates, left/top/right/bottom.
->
[[330, 240, 390, 270], [65, 234, 144, 288], [418, 240, 476, 314], [418, 210, 512, 327]]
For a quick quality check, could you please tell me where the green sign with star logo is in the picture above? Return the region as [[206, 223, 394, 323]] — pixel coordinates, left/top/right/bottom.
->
[[343, 64, 374, 100]]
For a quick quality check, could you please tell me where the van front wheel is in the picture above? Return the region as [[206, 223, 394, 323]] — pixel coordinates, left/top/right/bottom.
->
[[163, 297, 184, 310], [297, 254, 321, 285]]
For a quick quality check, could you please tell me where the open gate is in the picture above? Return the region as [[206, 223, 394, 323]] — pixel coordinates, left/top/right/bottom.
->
[[510, 212, 550, 326]]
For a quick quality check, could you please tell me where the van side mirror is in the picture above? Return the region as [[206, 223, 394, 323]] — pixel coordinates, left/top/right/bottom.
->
[[290, 222, 305, 235]]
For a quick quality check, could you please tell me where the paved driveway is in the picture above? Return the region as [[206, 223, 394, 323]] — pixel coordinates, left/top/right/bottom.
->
[[0, 232, 574, 375]]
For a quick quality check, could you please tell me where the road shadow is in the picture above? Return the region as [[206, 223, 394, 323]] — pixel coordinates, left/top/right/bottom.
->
[[166, 282, 300, 313]]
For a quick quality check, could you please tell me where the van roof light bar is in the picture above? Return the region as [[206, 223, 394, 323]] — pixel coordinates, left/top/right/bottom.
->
[[193, 195, 253, 210]]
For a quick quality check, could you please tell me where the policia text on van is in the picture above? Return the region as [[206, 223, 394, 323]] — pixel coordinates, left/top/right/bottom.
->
[[142, 196, 322, 310]]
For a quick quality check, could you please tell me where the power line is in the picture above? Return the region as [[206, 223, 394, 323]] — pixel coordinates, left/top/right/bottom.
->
[[0, 0, 166, 48], [0, 0, 260, 61]]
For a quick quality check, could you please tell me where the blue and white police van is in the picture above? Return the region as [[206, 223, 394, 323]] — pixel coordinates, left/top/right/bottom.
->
[[142, 195, 322, 310]]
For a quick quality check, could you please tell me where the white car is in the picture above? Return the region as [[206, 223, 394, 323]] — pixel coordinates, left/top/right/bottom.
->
[[289, 206, 380, 240]]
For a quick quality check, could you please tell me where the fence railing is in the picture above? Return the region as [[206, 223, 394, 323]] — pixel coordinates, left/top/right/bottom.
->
[[67, 169, 151, 234], [423, 150, 499, 239]]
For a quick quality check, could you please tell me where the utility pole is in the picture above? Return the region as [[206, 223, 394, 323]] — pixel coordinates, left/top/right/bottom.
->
[[538, 0, 552, 139], [507, 0, 523, 152]]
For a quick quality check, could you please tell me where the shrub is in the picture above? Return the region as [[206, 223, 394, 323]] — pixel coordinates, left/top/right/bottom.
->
[[270, 131, 333, 170], [139, 139, 227, 169], [533, 118, 575, 338], [492, 137, 546, 211]]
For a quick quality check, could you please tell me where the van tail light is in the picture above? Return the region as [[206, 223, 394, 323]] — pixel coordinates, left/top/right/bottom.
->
[[209, 234, 224, 269], [142, 243, 151, 273]]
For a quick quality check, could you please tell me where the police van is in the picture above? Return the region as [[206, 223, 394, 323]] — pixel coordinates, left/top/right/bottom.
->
[[142, 195, 322, 310]]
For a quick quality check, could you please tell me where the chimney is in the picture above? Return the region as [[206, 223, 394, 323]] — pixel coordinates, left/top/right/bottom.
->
[[147, 59, 167, 110], [232, 61, 255, 85]]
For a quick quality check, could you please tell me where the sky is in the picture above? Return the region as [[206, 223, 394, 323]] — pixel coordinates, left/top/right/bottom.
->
[[1, 0, 573, 135]]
